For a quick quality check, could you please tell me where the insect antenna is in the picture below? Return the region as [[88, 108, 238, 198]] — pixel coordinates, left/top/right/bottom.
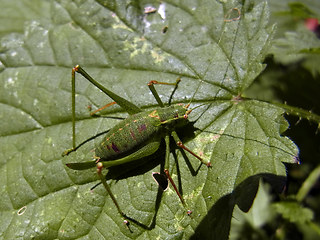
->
[[184, 104, 207, 118], [192, 103, 207, 109], [186, 79, 203, 108], [183, 79, 204, 114]]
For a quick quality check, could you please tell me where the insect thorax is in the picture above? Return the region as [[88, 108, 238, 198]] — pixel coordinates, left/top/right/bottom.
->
[[156, 104, 189, 128]]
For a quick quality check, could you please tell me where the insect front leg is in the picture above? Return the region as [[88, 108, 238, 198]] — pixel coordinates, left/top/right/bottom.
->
[[148, 77, 181, 107]]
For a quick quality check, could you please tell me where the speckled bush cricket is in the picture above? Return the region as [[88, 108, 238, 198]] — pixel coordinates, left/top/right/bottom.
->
[[63, 65, 211, 223]]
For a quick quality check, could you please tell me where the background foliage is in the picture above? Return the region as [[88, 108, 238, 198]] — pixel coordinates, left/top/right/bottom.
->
[[0, 0, 319, 239]]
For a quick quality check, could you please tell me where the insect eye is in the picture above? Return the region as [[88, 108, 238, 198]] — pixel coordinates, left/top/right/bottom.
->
[[184, 114, 188, 119]]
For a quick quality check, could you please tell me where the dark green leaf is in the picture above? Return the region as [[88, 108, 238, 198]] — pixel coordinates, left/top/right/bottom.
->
[[273, 201, 314, 224], [0, 0, 298, 239]]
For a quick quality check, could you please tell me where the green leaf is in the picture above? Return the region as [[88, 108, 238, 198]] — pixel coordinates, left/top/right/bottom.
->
[[269, 0, 320, 36], [270, 24, 320, 75], [0, 0, 298, 239], [273, 201, 314, 224], [269, 0, 320, 76], [0, 0, 51, 38]]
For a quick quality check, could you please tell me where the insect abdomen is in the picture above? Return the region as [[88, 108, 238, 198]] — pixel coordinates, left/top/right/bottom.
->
[[95, 110, 161, 160]]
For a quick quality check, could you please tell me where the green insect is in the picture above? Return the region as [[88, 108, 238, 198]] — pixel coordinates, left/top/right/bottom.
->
[[63, 65, 211, 224]]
